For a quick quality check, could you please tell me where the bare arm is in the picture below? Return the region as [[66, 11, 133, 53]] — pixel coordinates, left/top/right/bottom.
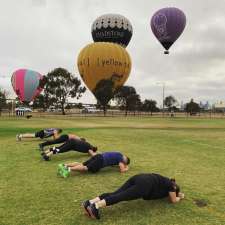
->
[[68, 134, 80, 140], [119, 162, 129, 173], [53, 130, 60, 139], [169, 192, 184, 203], [88, 149, 97, 157]]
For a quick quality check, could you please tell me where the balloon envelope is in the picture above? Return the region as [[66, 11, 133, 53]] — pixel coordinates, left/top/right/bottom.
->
[[77, 42, 131, 104], [91, 14, 133, 47], [11, 69, 43, 103], [151, 7, 186, 53]]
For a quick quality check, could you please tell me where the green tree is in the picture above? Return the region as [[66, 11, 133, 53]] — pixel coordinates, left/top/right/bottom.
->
[[164, 95, 177, 112], [114, 86, 141, 116], [128, 93, 142, 115], [185, 99, 200, 115], [142, 99, 159, 115], [33, 94, 45, 110], [43, 68, 86, 115], [93, 79, 114, 115], [0, 88, 7, 116]]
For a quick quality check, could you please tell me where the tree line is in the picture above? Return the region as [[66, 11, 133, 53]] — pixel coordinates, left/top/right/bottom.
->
[[0, 67, 202, 116]]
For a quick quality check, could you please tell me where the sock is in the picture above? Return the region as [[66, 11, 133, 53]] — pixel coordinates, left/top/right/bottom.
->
[[95, 203, 99, 209], [52, 147, 60, 154], [95, 200, 106, 208], [90, 197, 100, 204]]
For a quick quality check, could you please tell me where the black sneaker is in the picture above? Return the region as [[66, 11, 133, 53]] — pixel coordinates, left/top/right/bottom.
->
[[42, 153, 50, 161], [39, 144, 44, 151], [82, 200, 91, 217], [87, 203, 100, 220]]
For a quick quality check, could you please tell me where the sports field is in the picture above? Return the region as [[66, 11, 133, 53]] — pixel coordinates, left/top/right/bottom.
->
[[1, 116, 225, 225]]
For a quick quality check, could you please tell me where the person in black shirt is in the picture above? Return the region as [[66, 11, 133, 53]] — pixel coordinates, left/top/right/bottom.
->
[[16, 128, 62, 141], [83, 173, 184, 220], [39, 133, 86, 151], [41, 138, 97, 161]]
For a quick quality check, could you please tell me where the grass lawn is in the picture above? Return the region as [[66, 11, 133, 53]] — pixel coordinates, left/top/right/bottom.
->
[[0, 116, 225, 225]]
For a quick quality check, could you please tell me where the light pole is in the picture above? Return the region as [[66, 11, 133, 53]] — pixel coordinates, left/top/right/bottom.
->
[[156, 82, 165, 117]]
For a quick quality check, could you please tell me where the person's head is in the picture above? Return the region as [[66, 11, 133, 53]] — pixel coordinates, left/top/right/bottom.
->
[[123, 155, 130, 165], [80, 137, 86, 142], [170, 178, 180, 197], [57, 129, 63, 134], [91, 146, 98, 152]]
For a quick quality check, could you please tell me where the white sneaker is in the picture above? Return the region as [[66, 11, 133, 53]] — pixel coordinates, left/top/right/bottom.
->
[[16, 134, 21, 141]]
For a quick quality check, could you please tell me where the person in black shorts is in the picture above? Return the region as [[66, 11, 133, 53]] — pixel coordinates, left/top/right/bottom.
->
[[57, 151, 130, 177], [82, 173, 185, 220], [16, 128, 62, 141], [41, 138, 97, 161], [38, 133, 86, 151]]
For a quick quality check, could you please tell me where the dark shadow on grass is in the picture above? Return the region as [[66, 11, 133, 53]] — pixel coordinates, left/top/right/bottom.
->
[[193, 199, 208, 207], [102, 198, 168, 219]]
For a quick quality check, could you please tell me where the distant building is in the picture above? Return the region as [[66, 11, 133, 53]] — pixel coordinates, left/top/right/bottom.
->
[[213, 101, 225, 111], [200, 101, 211, 110]]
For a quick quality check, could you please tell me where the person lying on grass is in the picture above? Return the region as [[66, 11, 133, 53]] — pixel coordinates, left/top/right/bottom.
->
[[16, 128, 62, 141], [57, 151, 130, 178], [82, 173, 184, 220], [39, 132, 86, 151], [41, 138, 97, 161]]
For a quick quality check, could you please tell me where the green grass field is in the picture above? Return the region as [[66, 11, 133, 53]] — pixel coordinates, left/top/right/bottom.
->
[[1, 116, 225, 225]]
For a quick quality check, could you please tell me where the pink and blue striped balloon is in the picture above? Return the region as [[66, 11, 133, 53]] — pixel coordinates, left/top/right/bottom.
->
[[11, 69, 43, 103]]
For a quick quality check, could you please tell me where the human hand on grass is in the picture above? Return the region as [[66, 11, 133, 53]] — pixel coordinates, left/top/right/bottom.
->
[[178, 192, 185, 199]]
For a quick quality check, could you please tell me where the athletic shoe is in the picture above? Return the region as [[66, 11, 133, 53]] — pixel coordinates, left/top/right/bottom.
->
[[61, 167, 70, 178], [82, 200, 91, 217], [42, 153, 50, 161], [39, 144, 44, 151], [58, 163, 65, 170], [16, 134, 21, 141], [57, 167, 64, 177], [87, 203, 100, 220], [57, 164, 64, 176]]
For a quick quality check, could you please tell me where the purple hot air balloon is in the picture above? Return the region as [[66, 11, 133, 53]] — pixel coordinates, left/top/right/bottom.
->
[[151, 7, 186, 54], [11, 69, 44, 103]]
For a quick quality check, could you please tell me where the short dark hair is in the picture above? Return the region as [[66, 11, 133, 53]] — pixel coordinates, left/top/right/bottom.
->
[[175, 184, 180, 197], [92, 146, 98, 152], [170, 178, 180, 197], [125, 156, 130, 165], [80, 137, 86, 142], [58, 129, 62, 133]]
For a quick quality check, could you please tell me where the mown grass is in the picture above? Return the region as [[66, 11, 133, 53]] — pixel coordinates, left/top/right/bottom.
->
[[0, 116, 225, 225]]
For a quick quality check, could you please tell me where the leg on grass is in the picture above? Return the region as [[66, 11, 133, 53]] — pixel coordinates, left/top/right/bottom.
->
[[69, 164, 88, 173], [89, 177, 134, 207], [20, 133, 35, 139], [65, 162, 80, 167], [97, 184, 142, 208]]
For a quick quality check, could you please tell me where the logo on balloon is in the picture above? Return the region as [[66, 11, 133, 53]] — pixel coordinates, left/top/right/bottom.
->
[[153, 13, 169, 41], [95, 30, 125, 39], [78, 57, 130, 68]]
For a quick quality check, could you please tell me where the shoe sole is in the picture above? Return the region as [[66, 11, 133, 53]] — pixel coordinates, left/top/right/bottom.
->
[[57, 167, 65, 178], [87, 206, 96, 219], [62, 172, 69, 178], [87, 206, 100, 219], [82, 203, 91, 217]]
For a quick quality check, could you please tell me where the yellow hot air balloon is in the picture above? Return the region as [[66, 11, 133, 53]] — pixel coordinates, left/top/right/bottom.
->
[[77, 42, 131, 110]]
